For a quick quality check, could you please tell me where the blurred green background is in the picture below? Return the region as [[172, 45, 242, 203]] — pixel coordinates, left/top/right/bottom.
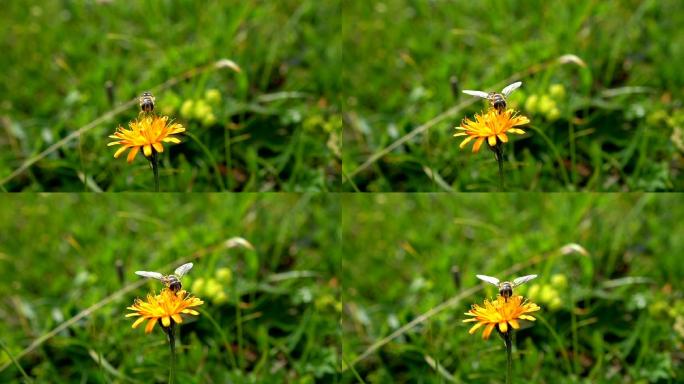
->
[[0, 194, 340, 382], [0, 0, 341, 192], [342, 0, 684, 191], [342, 194, 683, 382]]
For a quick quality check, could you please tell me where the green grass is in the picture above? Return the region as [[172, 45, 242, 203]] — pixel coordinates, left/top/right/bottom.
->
[[0, 1, 341, 192], [341, 194, 684, 382], [0, 194, 341, 382], [342, 0, 684, 191]]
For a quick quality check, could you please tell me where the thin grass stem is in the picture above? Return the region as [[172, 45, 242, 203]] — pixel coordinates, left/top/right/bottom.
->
[[0, 339, 32, 383]]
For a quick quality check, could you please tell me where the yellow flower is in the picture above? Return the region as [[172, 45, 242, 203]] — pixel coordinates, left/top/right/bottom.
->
[[108, 115, 185, 163], [463, 295, 540, 339], [126, 288, 203, 334], [454, 109, 529, 153]]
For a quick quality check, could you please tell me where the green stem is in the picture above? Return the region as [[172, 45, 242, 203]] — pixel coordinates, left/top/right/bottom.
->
[[504, 331, 513, 384], [492, 143, 505, 191], [165, 323, 177, 384], [150, 150, 160, 192]]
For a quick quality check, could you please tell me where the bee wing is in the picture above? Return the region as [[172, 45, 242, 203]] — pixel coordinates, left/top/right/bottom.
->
[[501, 81, 522, 97], [512, 274, 537, 287], [476, 274, 501, 286], [462, 90, 490, 99], [135, 271, 165, 281], [174, 262, 193, 278]]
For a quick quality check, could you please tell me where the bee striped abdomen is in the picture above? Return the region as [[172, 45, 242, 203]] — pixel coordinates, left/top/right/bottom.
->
[[139, 91, 155, 113]]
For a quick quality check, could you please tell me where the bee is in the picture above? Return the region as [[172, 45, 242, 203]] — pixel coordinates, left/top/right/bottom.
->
[[476, 273, 537, 301], [138, 91, 156, 113], [462, 81, 522, 113], [135, 262, 193, 292]]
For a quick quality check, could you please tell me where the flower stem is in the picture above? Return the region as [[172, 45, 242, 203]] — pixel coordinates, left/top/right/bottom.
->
[[504, 331, 513, 384], [165, 323, 177, 384], [492, 143, 505, 191], [150, 150, 160, 192]]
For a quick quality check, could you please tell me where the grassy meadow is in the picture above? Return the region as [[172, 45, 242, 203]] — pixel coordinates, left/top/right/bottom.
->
[[341, 194, 684, 382], [0, 194, 341, 382], [342, 0, 684, 191], [0, 1, 341, 192]]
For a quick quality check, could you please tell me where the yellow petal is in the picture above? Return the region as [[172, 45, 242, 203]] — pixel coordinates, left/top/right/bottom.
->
[[114, 146, 127, 159], [513, 116, 530, 125], [459, 136, 474, 149], [519, 315, 536, 321], [169, 125, 185, 134], [161, 316, 171, 327], [162, 137, 181, 143], [132, 317, 146, 329], [152, 142, 164, 153], [509, 128, 525, 134], [497, 133, 508, 143], [127, 146, 139, 163], [499, 322, 508, 333], [453, 132, 467, 137], [482, 323, 495, 339], [172, 314, 183, 324], [487, 135, 497, 147], [473, 137, 485, 153], [143, 144, 152, 157], [145, 319, 156, 334], [509, 319, 520, 329], [182, 309, 200, 315], [468, 322, 484, 334]]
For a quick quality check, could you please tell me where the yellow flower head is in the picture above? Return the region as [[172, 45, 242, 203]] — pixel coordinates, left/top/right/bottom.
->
[[108, 115, 185, 163], [126, 288, 203, 334], [463, 295, 540, 339], [454, 109, 529, 153]]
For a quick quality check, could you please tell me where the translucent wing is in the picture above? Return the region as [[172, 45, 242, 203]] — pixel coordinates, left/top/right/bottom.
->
[[476, 274, 501, 286], [462, 90, 490, 99], [512, 274, 537, 286], [501, 81, 522, 97], [174, 262, 193, 277], [135, 271, 165, 281]]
